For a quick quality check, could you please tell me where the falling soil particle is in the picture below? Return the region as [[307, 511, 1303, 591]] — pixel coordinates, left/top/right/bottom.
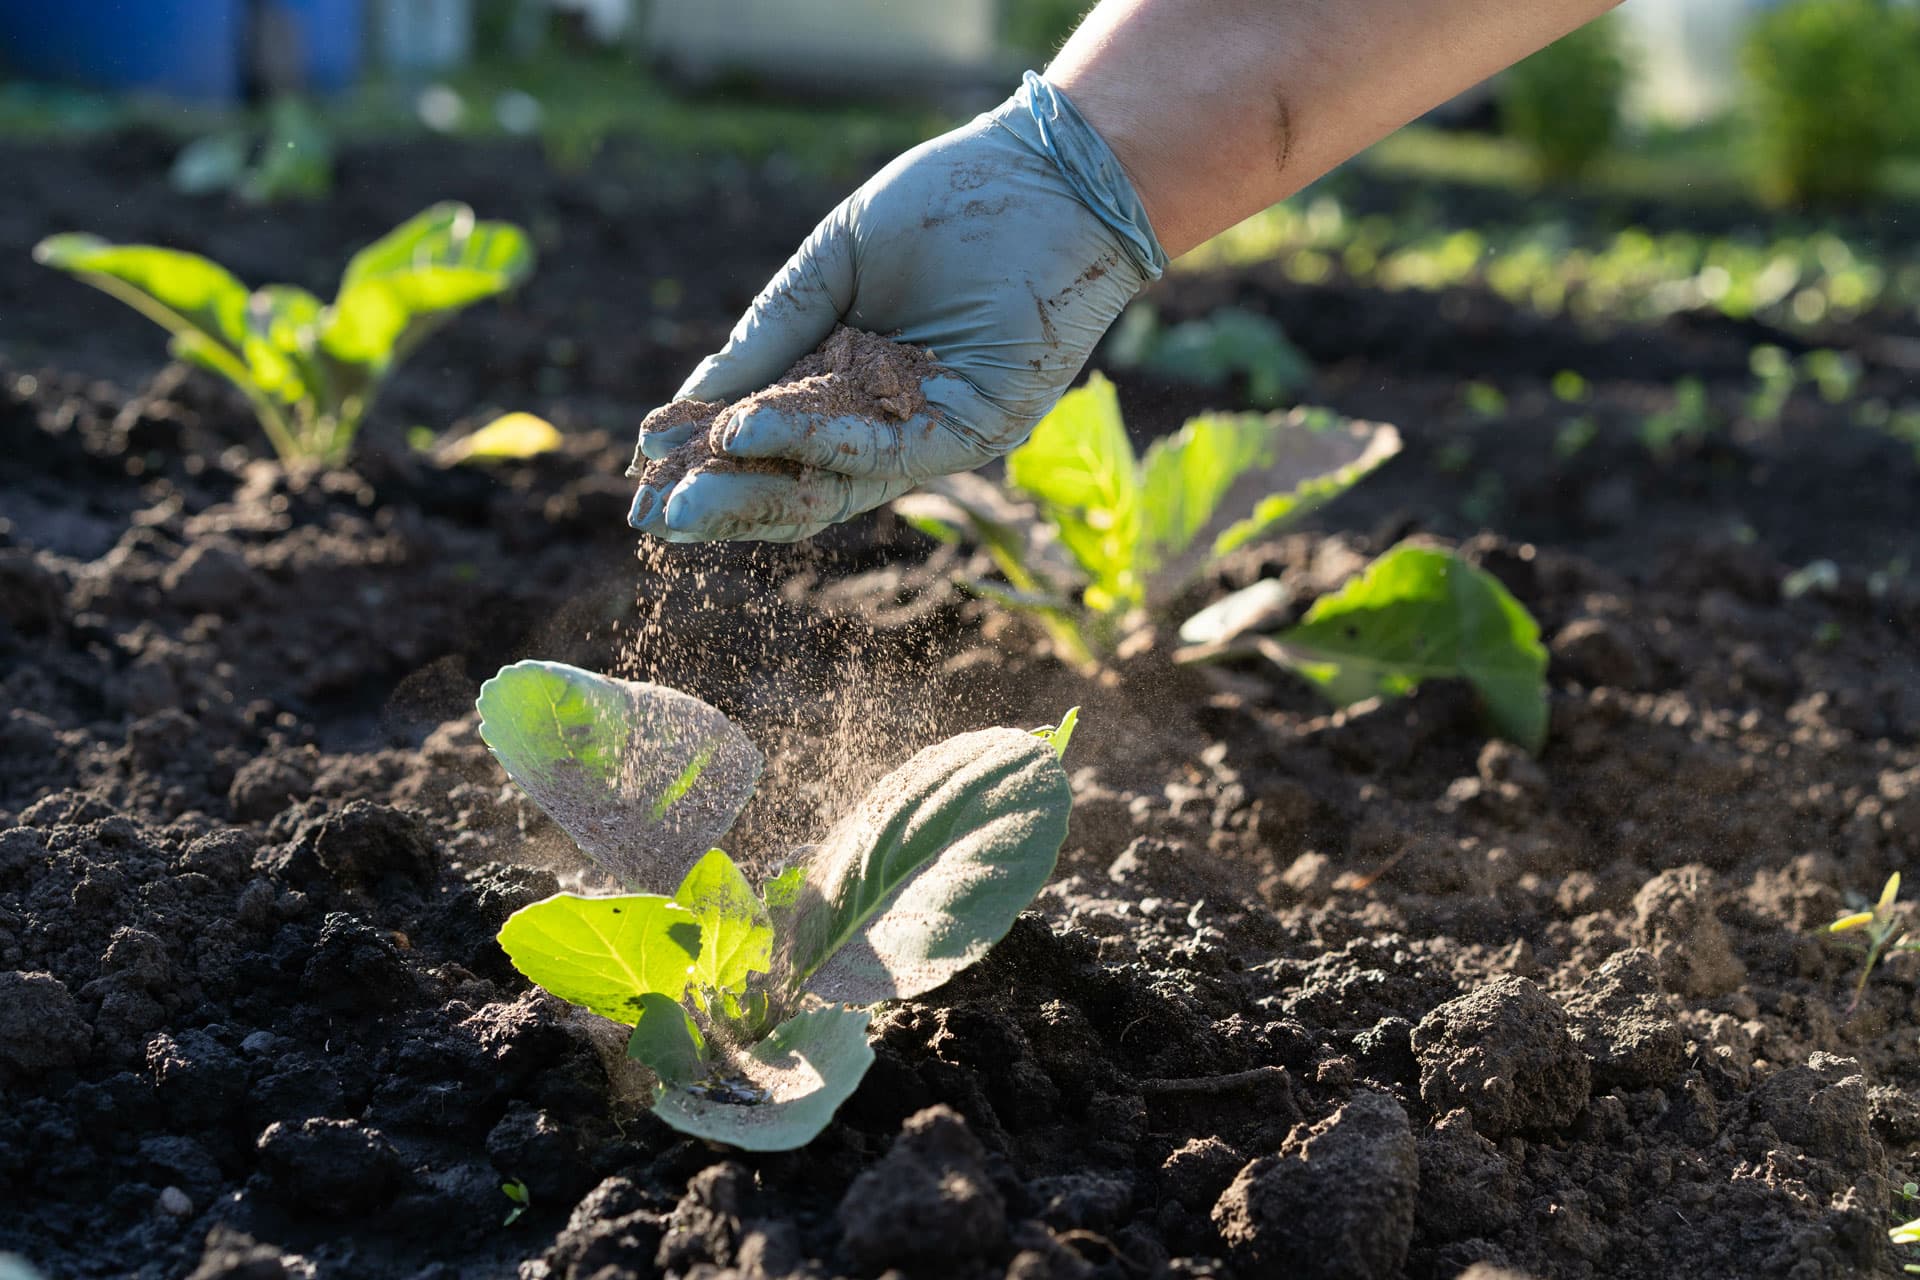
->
[[631, 325, 939, 490]]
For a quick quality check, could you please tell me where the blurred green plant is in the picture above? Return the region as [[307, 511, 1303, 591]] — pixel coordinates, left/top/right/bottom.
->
[[35, 203, 533, 466], [1178, 543, 1551, 752], [171, 97, 333, 203], [1182, 192, 1910, 333], [897, 374, 1400, 668], [1640, 377, 1714, 457], [1497, 16, 1629, 182], [1744, 0, 1920, 203], [1106, 304, 1311, 408]]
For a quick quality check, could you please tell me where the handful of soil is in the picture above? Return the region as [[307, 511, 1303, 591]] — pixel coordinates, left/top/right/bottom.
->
[[631, 326, 940, 492]]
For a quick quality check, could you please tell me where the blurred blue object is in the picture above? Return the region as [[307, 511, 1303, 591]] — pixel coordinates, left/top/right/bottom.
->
[[0, 0, 363, 102]]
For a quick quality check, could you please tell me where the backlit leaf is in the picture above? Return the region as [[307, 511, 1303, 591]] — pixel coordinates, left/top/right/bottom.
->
[[1270, 544, 1549, 752], [674, 849, 772, 994], [496, 892, 701, 1024], [476, 660, 762, 889], [650, 1004, 874, 1151], [782, 728, 1071, 1005]]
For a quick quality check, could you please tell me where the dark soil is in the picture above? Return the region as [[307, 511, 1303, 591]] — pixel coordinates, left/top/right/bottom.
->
[[3, 132, 1919, 1280]]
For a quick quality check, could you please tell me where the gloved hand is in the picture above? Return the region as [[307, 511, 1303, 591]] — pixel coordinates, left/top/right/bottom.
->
[[628, 71, 1168, 543]]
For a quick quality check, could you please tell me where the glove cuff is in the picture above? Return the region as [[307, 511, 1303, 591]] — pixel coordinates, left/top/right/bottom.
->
[[997, 70, 1169, 282]]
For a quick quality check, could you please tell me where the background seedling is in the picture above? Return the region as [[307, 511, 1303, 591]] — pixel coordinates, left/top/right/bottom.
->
[[1178, 543, 1551, 753], [1106, 304, 1311, 409], [500, 1179, 530, 1227], [1827, 872, 1920, 1011], [34, 202, 533, 466], [897, 374, 1400, 668], [1640, 377, 1714, 457], [477, 660, 1076, 1151]]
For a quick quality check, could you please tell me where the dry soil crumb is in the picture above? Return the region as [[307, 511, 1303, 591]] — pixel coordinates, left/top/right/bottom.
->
[[630, 326, 939, 491]]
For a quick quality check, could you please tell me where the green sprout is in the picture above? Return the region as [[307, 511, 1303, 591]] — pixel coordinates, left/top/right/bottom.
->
[[34, 202, 533, 466], [1640, 377, 1714, 457], [1828, 872, 1920, 1012], [500, 1178, 530, 1227], [476, 661, 1077, 1152], [1177, 543, 1551, 753], [897, 374, 1400, 669]]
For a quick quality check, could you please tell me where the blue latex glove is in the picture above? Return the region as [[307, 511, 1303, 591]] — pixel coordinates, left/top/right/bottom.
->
[[628, 71, 1168, 543]]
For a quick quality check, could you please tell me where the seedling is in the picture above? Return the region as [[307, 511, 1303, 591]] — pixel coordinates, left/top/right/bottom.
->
[[897, 374, 1399, 668], [1177, 543, 1550, 753], [500, 1178, 530, 1227], [171, 97, 333, 204], [1106, 303, 1311, 408], [1640, 377, 1713, 457], [34, 202, 533, 466], [476, 660, 1076, 1151], [1827, 872, 1920, 1012]]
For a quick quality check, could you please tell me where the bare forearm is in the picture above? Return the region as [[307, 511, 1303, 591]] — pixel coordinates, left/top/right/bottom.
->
[[1049, 0, 1622, 256]]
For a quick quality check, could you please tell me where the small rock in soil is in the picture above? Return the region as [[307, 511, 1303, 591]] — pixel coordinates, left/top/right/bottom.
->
[[1552, 616, 1653, 690], [1415, 1109, 1517, 1241], [1411, 976, 1590, 1140], [1211, 1089, 1418, 1280], [1631, 864, 1745, 998], [0, 970, 91, 1082], [485, 1102, 599, 1205], [1753, 1053, 1878, 1167], [1562, 948, 1686, 1089], [184, 1226, 290, 1280], [254, 1117, 404, 1218], [539, 1176, 666, 1279], [836, 1104, 1008, 1271]]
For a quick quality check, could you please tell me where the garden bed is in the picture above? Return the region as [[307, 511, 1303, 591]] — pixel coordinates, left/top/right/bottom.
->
[[2, 133, 1919, 1280]]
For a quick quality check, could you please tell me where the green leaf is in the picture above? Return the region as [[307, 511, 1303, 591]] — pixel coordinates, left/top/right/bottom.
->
[[476, 661, 762, 889], [782, 728, 1072, 1004], [496, 892, 702, 1024], [242, 284, 327, 405], [437, 412, 563, 465], [761, 865, 807, 911], [1271, 545, 1549, 752], [34, 235, 250, 368], [674, 849, 772, 994], [1178, 579, 1295, 648], [323, 202, 533, 370], [1006, 374, 1140, 609], [1033, 706, 1079, 759], [650, 1005, 874, 1151], [626, 992, 707, 1086], [1137, 410, 1401, 604]]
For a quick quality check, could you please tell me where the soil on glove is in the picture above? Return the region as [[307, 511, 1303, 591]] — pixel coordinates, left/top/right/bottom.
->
[[630, 325, 937, 492], [3, 131, 1920, 1280]]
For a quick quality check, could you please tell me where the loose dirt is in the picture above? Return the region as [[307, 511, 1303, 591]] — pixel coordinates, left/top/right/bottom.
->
[[630, 325, 937, 492]]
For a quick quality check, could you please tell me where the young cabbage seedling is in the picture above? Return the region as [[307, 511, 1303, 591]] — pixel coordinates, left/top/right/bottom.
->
[[1178, 543, 1551, 753], [897, 373, 1400, 668], [1828, 871, 1920, 1012], [34, 202, 533, 466], [476, 660, 1076, 1151]]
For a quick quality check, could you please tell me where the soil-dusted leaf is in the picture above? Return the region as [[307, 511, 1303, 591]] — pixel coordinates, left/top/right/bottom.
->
[[476, 660, 763, 888], [650, 1005, 874, 1151], [323, 201, 533, 370], [674, 849, 772, 994], [626, 992, 707, 1086], [1006, 373, 1140, 608], [783, 728, 1072, 1005], [1270, 544, 1549, 752], [496, 892, 701, 1024], [33, 235, 250, 362], [437, 412, 563, 465], [1139, 410, 1401, 604], [1178, 578, 1296, 648]]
